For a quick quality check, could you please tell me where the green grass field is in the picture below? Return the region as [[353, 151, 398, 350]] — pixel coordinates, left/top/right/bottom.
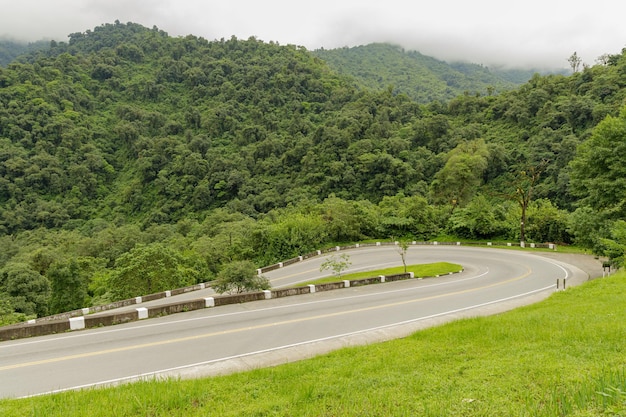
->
[[1, 272, 625, 416], [301, 261, 463, 286]]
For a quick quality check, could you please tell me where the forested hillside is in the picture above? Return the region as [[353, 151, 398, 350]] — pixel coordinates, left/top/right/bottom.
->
[[313, 43, 541, 103], [1, 21, 626, 324]]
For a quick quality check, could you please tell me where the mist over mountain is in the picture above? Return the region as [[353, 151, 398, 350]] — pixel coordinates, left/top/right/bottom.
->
[[3, 0, 623, 70]]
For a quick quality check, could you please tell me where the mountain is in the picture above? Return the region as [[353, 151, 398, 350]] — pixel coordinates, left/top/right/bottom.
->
[[2, 22, 625, 235], [2, 21, 626, 233], [313, 43, 543, 103], [0, 22, 419, 233]]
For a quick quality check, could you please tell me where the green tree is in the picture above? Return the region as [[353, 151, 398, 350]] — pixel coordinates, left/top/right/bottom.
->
[[401, 195, 439, 239], [525, 199, 571, 243], [569, 106, 626, 217], [212, 260, 270, 294], [108, 243, 196, 300], [430, 139, 489, 211], [48, 257, 106, 314], [320, 254, 352, 278], [597, 220, 626, 268], [509, 161, 548, 244], [377, 195, 413, 237], [396, 240, 410, 273], [568, 52, 582, 73], [0, 292, 21, 325], [567, 206, 607, 249], [318, 196, 365, 243], [448, 195, 509, 239], [1, 262, 50, 317], [254, 211, 328, 265]]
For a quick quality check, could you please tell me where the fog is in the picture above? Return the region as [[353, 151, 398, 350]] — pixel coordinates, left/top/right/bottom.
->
[[1, 0, 624, 69]]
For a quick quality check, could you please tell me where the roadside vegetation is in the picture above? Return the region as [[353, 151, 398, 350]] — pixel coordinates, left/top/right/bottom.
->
[[1, 271, 624, 416]]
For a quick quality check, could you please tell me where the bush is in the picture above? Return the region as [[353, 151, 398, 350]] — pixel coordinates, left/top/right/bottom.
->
[[213, 260, 270, 294]]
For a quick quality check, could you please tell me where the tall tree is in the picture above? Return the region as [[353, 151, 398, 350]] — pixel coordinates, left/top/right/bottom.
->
[[510, 161, 547, 244], [396, 240, 410, 273], [568, 52, 582, 73]]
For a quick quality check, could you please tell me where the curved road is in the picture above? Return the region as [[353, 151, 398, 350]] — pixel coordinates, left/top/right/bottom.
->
[[0, 246, 595, 398]]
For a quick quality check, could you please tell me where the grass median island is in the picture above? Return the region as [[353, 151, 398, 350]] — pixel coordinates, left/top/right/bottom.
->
[[2, 274, 625, 416], [300, 261, 463, 286]]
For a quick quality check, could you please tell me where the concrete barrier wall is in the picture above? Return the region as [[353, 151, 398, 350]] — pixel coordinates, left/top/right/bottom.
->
[[282, 257, 301, 267], [0, 320, 70, 341], [384, 273, 413, 282], [302, 251, 320, 260], [314, 282, 346, 292], [89, 298, 138, 314], [350, 277, 383, 287], [29, 298, 139, 324], [272, 287, 311, 298], [213, 291, 267, 307], [147, 300, 206, 318], [171, 282, 212, 296], [259, 263, 282, 274], [170, 287, 188, 296], [31, 308, 85, 323], [85, 311, 139, 328], [142, 292, 166, 302]]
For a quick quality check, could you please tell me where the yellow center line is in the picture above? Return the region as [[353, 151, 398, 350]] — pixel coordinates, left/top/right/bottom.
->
[[269, 267, 320, 282], [1, 268, 531, 372]]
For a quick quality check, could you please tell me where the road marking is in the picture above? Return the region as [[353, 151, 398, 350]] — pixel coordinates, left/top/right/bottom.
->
[[0, 268, 492, 349], [0, 267, 531, 372], [20, 283, 556, 399], [269, 267, 322, 282]]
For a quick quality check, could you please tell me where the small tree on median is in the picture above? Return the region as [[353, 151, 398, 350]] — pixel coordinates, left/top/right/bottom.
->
[[397, 240, 410, 273], [213, 260, 270, 294], [320, 254, 351, 278]]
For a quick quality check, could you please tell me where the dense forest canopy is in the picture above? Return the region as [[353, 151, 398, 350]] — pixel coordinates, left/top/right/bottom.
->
[[1, 21, 626, 323]]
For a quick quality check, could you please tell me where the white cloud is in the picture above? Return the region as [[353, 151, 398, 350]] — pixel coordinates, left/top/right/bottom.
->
[[1, 0, 624, 69]]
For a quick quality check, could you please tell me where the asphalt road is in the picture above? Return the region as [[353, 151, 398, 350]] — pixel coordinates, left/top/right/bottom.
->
[[0, 246, 599, 399]]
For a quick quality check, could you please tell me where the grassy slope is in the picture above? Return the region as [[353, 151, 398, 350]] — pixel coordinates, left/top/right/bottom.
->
[[1, 273, 625, 416]]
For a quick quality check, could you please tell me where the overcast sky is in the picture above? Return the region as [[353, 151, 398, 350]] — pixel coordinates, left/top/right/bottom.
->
[[1, 0, 624, 69]]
